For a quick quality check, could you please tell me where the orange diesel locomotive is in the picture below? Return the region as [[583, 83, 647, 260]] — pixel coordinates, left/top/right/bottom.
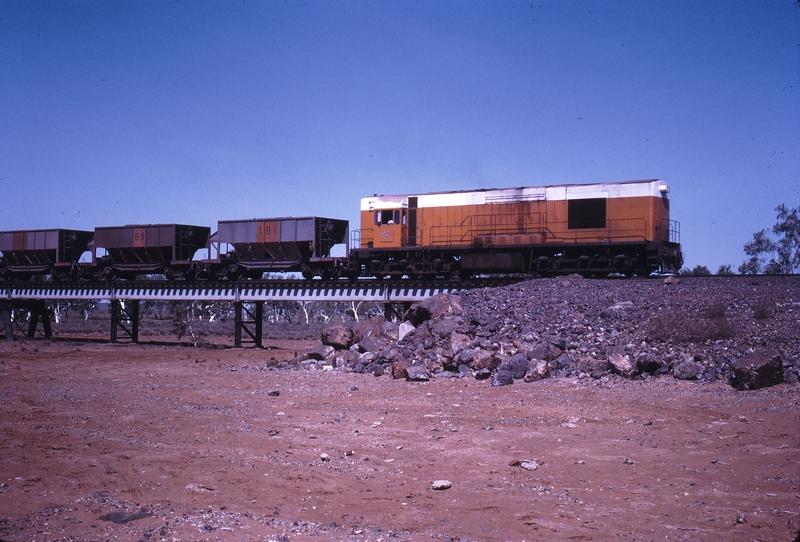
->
[[347, 179, 682, 279]]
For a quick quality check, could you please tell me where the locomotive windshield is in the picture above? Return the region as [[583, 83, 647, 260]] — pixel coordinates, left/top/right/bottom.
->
[[375, 210, 403, 225]]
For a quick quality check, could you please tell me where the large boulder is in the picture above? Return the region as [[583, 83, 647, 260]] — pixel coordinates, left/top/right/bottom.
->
[[576, 355, 608, 377], [523, 359, 550, 382], [673, 357, 702, 380], [733, 350, 783, 390], [403, 294, 461, 326], [391, 360, 409, 379], [492, 369, 514, 386], [357, 335, 385, 353], [321, 325, 353, 350], [398, 322, 415, 341], [431, 317, 457, 338], [354, 316, 386, 343], [525, 344, 553, 362], [403, 304, 431, 327], [498, 353, 529, 380], [405, 365, 431, 382], [448, 331, 470, 356], [470, 350, 499, 372], [636, 353, 667, 375], [308, 344, 335, 361], [380, 320, 400, 341], [608, 349, 637, 378]]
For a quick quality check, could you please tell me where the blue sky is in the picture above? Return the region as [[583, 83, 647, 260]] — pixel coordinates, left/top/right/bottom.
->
[[2, 0, 798, 270]]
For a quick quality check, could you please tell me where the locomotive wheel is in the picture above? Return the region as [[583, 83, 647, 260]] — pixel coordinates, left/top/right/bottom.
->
[[100, 268, 117, 282], [225, 265, 243, 281]]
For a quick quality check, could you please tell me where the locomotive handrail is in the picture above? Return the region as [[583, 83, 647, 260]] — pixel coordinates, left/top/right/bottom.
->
[[428, 211, 550, 247], [546, 217, 649, 244], [663, 219, 680, 244]]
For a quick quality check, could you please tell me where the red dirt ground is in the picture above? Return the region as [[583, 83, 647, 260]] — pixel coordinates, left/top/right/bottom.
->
[[0, 338, 798, 541]]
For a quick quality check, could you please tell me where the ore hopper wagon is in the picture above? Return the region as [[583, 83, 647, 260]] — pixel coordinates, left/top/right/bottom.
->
[[0, 228, 93, 281], [91, 224, 210, 280], [208, 216, 349, 280]]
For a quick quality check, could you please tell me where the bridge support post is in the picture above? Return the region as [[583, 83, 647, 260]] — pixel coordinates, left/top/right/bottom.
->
[[234, 301, 263, 348], [110, 300, 139, 344], [1, 302, 14, 341], [24, 301, 52, 340], [383, 302, 410, 322]]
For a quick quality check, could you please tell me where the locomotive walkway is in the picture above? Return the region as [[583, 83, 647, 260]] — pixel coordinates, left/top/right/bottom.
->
[[0, 277, 518, 347]]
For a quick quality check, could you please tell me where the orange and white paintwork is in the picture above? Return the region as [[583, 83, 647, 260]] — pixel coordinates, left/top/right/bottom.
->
[[357, 179, 674, 250]]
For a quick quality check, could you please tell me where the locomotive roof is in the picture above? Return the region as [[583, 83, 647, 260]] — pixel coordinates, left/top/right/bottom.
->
[[362, 179, 669, 210], [217, 216, 347, 223]]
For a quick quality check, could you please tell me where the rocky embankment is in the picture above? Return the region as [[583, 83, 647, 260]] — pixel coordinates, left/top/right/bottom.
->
[[302, 275, 799, 389]]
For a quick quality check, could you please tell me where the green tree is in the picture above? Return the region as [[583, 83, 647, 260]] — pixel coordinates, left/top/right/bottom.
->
[[740, 204, 800, 274], [681, 265, 711, 276], [716, 264, 735, 275]]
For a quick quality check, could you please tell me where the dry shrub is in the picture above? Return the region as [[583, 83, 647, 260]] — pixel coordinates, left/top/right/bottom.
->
[[752, 299, 774, 320], [647, 309, 733, 342], [704, 301, 727, 319]]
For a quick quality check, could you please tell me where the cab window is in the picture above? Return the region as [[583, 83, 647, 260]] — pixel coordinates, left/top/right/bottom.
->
[[375, 210, 401, 226], [568, 198, 606, 229]]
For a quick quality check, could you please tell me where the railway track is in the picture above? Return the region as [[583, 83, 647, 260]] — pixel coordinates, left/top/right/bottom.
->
[[0, 276, 528, 303]]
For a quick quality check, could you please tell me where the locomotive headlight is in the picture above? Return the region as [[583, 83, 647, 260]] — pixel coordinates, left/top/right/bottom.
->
[[659, 184, 670, 194]]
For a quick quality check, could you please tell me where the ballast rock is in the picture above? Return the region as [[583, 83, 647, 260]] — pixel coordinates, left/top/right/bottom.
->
[[301, 277, 798, 388], [733, 350, 783, 390]]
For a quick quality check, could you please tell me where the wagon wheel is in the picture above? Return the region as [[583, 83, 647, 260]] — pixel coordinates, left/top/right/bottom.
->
[[101, 268, 117, 282], [300, 264, 315, 280]]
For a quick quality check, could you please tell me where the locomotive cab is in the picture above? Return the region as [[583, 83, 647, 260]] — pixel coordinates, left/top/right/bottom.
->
[[372, 208, 408, 248], [359, 194, 411, 249]]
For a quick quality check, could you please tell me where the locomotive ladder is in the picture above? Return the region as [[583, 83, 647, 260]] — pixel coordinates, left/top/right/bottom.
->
[[0, 279, 501, 347]]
